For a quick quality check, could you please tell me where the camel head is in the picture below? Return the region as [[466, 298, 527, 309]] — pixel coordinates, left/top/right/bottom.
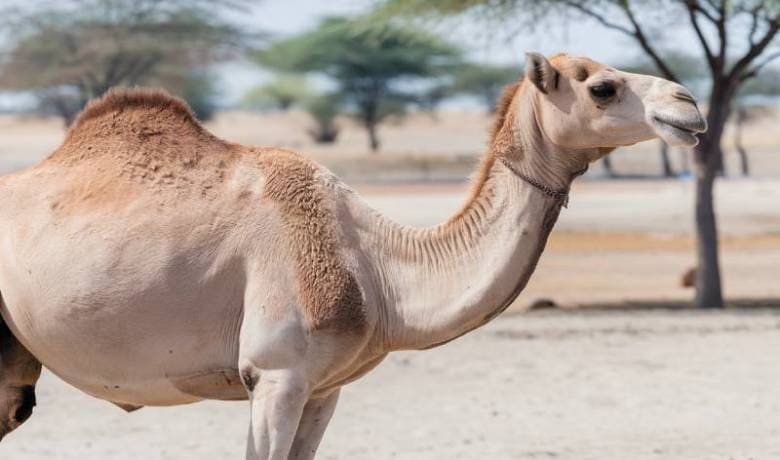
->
[[521, 52, 706, 152], [0, 318, 41, 441]]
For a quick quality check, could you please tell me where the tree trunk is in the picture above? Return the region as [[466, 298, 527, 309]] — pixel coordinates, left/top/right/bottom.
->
[[659, 141, 675, 177], [735, 107, 750, 176], [367, 122, 380, 153], [680, 148, 691, 176], [692, 124, 726, 308], [602, 155, 616, 177]]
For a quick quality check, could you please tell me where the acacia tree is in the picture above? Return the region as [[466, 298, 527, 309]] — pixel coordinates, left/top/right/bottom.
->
[[733, 68, 780, 174], [381, 0, 780, 308], [0, 0, 250, 124], [450, 63, 522, 112], [243, 75, 313, 111], [256, 16, 461, 152]]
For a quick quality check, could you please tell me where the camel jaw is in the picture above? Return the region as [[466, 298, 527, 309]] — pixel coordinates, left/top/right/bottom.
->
[[649, 113, 708, 147]]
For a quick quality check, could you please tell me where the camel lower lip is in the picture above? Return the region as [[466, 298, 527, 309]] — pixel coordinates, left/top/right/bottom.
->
[[652, 117, 700, 146], [653, 117, 700, 134]]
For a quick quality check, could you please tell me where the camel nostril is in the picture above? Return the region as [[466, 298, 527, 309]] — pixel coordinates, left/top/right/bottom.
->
[[673, 91, 697, 105]]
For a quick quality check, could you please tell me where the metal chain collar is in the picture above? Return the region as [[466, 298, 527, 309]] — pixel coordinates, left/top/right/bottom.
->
[[497, 156, 571, 208]]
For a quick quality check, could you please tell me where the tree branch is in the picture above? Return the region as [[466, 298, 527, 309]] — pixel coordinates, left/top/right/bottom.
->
[[688, 0, 719, 24], [746, 3, 765, 46], [685, 2, 716, 69], [740, 50, 780, 81], [715, 0, 727, 65], [561, 1, 678, 81], [559, 1, 633, 35], [619, 1, 679, 82], [729, 16, 780, 83]]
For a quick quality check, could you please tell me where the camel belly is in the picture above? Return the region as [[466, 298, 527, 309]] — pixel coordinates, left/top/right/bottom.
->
[[0, 221, 250, 406], [1, 283, 247, 406], [1, 285, 247, 406]]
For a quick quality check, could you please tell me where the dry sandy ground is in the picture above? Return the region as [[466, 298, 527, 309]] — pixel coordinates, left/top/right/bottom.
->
[[3, 309, 780, 459], [2, 109, 780, 178]]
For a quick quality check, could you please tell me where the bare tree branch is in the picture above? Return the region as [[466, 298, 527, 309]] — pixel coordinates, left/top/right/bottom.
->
[[715, 0, 727, 60], [562, 0, 679, 81], [687, 0, 719, 24], [741, 50, 780, 81], [685, 3, 716, 69], [559, 1, 633, 35], [746, 3, 766, 46], [618, 1, 679, 82], [729, 17, 780, 83]]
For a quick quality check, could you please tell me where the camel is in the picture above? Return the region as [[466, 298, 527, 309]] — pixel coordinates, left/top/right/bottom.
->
[[0, 52, 705, 459]]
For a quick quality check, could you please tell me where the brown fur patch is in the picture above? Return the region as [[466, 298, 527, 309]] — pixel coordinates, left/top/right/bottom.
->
[[47, 87, 238, 205], [258, 149, 366, 333], [574, 67, 589, 82], [490, 82, 521, 144]]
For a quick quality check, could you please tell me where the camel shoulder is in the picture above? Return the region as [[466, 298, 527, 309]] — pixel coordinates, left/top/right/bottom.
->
[[254, 148, 366, 334]]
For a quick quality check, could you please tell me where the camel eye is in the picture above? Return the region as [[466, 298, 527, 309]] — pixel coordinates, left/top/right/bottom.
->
[[589, 83, 616, 100]]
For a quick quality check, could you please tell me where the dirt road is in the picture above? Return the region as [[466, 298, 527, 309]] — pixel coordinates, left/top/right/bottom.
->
[[2, 308, 780, 459]]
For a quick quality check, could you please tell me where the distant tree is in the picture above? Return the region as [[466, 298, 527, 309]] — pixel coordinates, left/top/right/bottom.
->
[[303, 92, 343, 144], [256, 16, 461, 152], [450, 63, 521, 113], [733, 68, 780, 175], [242, 75, 313, 111], [381, 0, 780, 308], [416, 83, 451, 116], [602, 155, 617, 177], [0, 0, 250, 125]]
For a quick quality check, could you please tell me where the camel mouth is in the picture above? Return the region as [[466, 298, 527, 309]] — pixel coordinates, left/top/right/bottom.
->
[[651, 115, 707, 147]]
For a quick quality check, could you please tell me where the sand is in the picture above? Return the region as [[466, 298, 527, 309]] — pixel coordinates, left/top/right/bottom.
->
[[3, 309, 780, 459]]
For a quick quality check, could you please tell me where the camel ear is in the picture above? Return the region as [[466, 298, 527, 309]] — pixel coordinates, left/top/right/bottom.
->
[[525, 52, 558, 94]]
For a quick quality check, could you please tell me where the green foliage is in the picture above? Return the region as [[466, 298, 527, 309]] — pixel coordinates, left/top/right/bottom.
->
[[243, 75, 313, 111], [450, 63, 521, 111], [302, 92, 343, 144], [256, 16, 462, 151], [168, 71, 219, 122], [0, 0, 251, 124]]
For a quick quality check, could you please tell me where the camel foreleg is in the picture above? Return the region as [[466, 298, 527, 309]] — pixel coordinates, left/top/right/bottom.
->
[[288, 389, 341, 460], [244, 369, 310, 460]]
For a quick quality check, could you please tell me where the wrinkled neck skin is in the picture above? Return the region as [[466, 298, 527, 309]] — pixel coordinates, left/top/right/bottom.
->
[[353, 84, 600, 351]]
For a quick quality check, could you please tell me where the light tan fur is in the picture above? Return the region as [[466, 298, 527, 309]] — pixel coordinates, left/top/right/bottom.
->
[[0, 54, 706, 459]]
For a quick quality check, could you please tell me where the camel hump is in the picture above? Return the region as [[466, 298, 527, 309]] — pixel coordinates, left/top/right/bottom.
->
[[51, 87, 228, 162], [70, 87, 202, 131]]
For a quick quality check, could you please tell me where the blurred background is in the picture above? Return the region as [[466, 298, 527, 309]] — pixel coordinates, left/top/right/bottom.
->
[[0, 1, 779, 459]]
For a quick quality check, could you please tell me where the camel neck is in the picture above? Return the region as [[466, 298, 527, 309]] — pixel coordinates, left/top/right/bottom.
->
[[354, 158, 566, 351]]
